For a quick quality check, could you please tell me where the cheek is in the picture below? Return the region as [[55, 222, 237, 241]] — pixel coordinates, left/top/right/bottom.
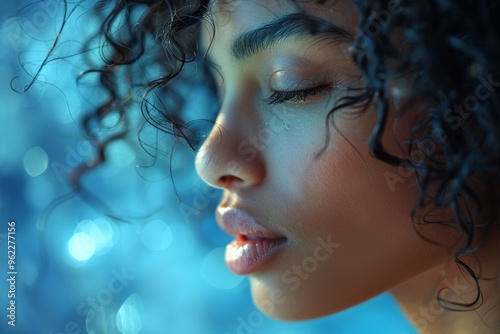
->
[[252, 112, 448, 320], [275, 109, 420, 242], [302, 140, 423, 260], [300, 131, 430, 283]]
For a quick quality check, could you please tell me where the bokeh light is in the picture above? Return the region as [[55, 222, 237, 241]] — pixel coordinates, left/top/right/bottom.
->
[[86, 305, 119, 334], [68, 232, 96, 261], [75, 218, 118, 256], [23, 146, 48, 176], [116, 294, 143, 334], [66, 218, 120, 263]]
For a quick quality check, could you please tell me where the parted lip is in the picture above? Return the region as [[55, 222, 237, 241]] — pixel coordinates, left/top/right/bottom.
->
[[216, 207, 286, 240]]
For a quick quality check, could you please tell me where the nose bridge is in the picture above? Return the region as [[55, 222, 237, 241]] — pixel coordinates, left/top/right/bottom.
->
[[195, 100, 266, 189]]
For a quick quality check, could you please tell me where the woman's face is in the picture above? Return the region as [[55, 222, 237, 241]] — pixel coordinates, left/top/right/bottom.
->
[[195, 0, 449, 321]]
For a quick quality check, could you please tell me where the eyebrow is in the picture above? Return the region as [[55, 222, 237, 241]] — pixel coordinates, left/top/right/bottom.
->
[[231, 12, 353, 61]]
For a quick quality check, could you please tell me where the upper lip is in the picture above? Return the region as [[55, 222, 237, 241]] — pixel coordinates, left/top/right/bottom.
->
[[216, 207, 285, 239]]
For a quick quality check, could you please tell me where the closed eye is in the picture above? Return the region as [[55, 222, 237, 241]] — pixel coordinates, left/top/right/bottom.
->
[[263, 84, 334, 105]]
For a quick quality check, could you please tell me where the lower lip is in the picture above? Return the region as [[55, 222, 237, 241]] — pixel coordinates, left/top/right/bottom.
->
[[224, 237, 287, 275]]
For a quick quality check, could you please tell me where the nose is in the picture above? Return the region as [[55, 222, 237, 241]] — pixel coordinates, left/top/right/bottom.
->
[[195, 107, 266, 190]]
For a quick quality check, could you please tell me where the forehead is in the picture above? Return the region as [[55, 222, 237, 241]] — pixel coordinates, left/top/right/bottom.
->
[[205, 0, 358, 40]]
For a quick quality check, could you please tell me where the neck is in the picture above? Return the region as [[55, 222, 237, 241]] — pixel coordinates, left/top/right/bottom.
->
[[390, 226, 500, 334]]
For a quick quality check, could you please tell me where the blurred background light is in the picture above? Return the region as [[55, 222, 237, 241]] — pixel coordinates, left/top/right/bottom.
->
[[68, 231, 96, 261], [86, 305, 119, 334], [140, 219, 172, 251], [23, 146, 48, 176], [116, 294, 143, 334], [96, 217, 120, 254], [201, 247, 245, 290], [75, 218, 118, 256]]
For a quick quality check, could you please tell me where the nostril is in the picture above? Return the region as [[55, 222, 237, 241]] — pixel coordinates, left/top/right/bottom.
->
[[219, 175, 244, 188]]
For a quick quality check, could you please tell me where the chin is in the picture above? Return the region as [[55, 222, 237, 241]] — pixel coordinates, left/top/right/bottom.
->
[[248, 275, 357, 322]]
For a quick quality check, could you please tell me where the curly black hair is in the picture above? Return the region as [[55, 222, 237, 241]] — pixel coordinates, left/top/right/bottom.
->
[[22, 0, 500, 311], [350, 0, 500, 310]]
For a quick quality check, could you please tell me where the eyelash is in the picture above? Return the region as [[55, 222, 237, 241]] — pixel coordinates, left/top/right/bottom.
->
[[264, 84, 334, 105]]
